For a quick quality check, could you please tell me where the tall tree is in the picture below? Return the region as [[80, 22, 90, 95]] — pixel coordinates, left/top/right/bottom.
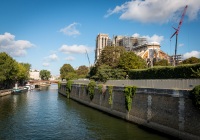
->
[[60, 64, 75, 79], [0, 52, 18, 89], [76, 65, 89, 78], [17, 63, 31, 82], [39, 70, 51, 80], [96, 46, 125, 68], [154, 59, 169, 66], [118, 51, 147, 70], [181, 57, 200, 64]]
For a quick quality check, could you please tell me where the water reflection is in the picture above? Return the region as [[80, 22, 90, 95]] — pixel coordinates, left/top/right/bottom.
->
[[0, 84, 171, 140]]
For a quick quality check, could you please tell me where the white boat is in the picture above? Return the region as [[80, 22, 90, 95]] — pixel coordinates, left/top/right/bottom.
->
[[25, 83, 35, 90]]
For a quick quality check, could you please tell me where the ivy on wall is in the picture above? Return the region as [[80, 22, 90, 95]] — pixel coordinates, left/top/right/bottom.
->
[[58, 81, 61, 89], [190, 85, 200, 109], [66, 80, 73, 98], [98, 84, 103, 94], [87, 80, 96, 100], [124, 86, 137, 111], [81, 84, 86, 93], [108, 86, 113, 105]]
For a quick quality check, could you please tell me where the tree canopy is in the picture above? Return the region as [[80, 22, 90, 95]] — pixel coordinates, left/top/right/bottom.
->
[[181, 57, 200, 64], [0, 52, 31, 89], [118, 51, 147, 70], [60, 64, 75, 80], [39, 70, 51, 80], [154, 59, 169, 66], [96, 46, 125, 68], [89, 47, 147, 81], [0, 52, 18, 82], [76, 65, 89, 78]]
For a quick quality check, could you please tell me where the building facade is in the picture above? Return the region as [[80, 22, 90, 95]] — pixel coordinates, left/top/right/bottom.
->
[[95, 33, 169, 65], [29, 69, 41, 80]]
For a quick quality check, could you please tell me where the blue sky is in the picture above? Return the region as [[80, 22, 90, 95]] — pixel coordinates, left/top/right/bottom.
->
[[0, 0, 200, 76]]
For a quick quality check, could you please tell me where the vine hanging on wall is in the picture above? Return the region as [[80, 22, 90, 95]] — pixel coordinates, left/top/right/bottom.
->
[[108, 86, 113, 105], [58, 81, 61, 89], [124, 86, 137, 112], [87, 80, 96, 100], [98, 84, 103, 94], [190, 85, 200, 110], [66, 80, 73, 98]]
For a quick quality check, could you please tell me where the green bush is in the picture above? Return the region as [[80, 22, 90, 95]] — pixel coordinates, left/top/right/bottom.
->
[[87, 80, 96, 100], [58, 81, 61, 89], [124, 86, 137, 111], [108, 86, 113, 105], [128, 63, 200, 79], [97, 84, 103, 94], [190, 85, 200, 109], [66, 80, 73, 98]]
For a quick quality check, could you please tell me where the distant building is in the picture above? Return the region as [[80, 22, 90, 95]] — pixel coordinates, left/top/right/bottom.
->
[[95, 33, 170, 66], [95, 33, 110, 61], [29, 69, 41, 80]]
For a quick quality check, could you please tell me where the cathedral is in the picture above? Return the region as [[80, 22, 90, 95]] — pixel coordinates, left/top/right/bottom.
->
[[95, 33, 170, 66]]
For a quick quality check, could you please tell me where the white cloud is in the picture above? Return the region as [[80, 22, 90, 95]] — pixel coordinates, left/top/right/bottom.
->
[[65, 56, 75, 61], [59, 44, 91, 54], [0, 32, 34, 57], [132, 33, 140, 37], [59, 22, 80, 36], [44, 53, 58, 62], [48, 54, 58, 61], [42, 62, 50, 67], [143, 34, 164, 44], [132, 33, 164, 44], [105, 0, 200, 23], [183, 51, 200, 59]]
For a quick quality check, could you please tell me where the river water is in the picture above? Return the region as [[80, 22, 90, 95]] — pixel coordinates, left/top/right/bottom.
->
[[0, 84, 172, 140]]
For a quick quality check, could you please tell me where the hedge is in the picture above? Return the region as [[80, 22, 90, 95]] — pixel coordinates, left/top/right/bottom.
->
[[128, 63, 200, 79]]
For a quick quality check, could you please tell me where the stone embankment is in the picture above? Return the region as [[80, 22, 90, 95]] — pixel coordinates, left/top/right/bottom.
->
[[59, 80, 200, 140], [0, 89, 12, 97]]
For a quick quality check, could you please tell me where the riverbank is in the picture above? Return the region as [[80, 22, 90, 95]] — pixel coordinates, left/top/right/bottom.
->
[[0, 89, 12, 97], [58, 82, 200, 140]]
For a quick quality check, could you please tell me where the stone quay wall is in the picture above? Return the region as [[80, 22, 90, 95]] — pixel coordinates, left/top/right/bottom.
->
[[0, 90, 12, 97], [58, 83, 200, 140]]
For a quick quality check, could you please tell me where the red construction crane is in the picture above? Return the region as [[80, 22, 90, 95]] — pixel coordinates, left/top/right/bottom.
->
[[170, 5, 188, 65]]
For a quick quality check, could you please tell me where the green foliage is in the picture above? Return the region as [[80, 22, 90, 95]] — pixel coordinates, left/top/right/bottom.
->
[[90, 65, 127, 82], [190, 85, 200, 109], [60, 64, 75, 79], [65, 72, 78, 80], [181, 57, 200, 64], [39, 70, 51, 80], [108, 86, 113, 105], [96, 46, 125, 68], [0, 52, 18, 81], [118, 51, 147, 70], [191, 68, 200, 78], [87, 80, 96, 100], [81, 84, 85, 92], [97, 84, 103, 94], [0, 52, 19, 89], [154, 59, 169, 66], [76, 65, 89, 78], [129, 63, 200, 79], [66, 80, 73, 98], [58, 81, 61, 89], [124, 86, 137, 111]]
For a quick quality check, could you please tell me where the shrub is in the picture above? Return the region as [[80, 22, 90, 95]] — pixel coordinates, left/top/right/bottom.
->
[[190, 85, 200, 109], [87, 80, 96, 100], [124, 86, 137, 111], [66, 80, 73, 98], [128, 63, 200, 79], [108, 86, 113, 105]]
